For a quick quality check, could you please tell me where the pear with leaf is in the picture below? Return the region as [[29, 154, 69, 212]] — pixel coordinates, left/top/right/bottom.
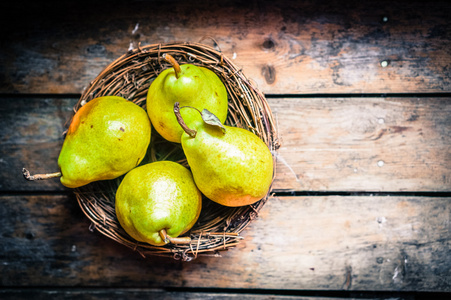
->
[[174, 102, 273, 207], [147, 53, 228, 143], [23, 96, 151, 188]]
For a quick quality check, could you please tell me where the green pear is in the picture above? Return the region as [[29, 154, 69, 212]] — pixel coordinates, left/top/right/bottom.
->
[[147, 53, 228, 143], [174, 103, 274, 207], [115, 161, 202, 246], [23, 96, 151, 188]]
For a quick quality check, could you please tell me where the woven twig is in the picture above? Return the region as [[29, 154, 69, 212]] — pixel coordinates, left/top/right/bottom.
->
[[74, 42, 279, 261]]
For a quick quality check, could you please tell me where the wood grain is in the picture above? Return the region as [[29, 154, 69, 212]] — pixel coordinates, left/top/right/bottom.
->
[[1, 194, 449, 291], [1, 0, 450, 95], [271, 97, 451, 192], [2, 96, 449, 192], [0, 288, 386, 300]]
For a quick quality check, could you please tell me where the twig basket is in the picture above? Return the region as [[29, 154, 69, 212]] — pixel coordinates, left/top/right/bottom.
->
[[74, 42, 279, 261]]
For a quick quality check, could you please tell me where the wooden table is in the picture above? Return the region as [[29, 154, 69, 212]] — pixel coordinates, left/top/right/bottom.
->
[[1, 0, 450, 298]]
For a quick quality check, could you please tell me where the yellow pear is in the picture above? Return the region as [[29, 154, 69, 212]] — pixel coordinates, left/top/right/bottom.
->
[[115, 161, 202, 246], [174, 103, 274, 207], [147, 53, 228, 143], [23, 96, 151, 188]]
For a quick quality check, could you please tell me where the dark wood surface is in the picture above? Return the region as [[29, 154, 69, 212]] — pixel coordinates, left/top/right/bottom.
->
[[1, 0, 450, 299]]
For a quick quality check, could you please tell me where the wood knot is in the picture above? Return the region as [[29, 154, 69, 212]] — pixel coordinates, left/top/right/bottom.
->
[[262, 65, 276, 85], [85, 44, 106, 56], [262, 38, 275, 50]]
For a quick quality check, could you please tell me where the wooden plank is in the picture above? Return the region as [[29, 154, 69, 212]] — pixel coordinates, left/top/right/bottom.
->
[[271, 97, 451, 192], [2, 97, 450, 192], [1, 194, 450, 291], [1, 0, 450, 95], [0, 288, 390, 300]]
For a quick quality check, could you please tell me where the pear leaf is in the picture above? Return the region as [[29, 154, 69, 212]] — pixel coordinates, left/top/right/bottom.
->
[[201, 109, 226, 134]]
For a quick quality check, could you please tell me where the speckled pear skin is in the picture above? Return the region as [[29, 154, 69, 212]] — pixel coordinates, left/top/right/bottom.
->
[[115, 161, 202, 246], [181, 121, 274, 207], [57, 96, 151, 188], [147, 64, 228, 143]]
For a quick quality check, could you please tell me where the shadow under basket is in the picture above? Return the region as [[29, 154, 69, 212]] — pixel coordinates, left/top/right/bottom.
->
[[74, 42, 280, 261]]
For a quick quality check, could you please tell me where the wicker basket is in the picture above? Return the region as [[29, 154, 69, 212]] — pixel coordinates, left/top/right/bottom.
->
[[73, 42, 279, 261]]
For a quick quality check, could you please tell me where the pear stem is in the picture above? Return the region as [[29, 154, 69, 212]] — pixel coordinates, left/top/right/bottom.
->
[[174, 102, 197, 138], [22, 168, 62, 181], [159, 229, 192, 245], [162, 53, 181, 79]]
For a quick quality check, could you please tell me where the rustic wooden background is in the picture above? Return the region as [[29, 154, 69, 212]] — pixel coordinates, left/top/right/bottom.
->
[[1, 0, 450, 299]]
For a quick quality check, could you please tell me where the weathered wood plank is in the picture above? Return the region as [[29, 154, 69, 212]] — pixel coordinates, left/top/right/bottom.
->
[[1, 194, 450, 291], [0, 288, 390, 300], [271, 97, 451, 192], [1, 0, 450, 94], [2, 97, 449, 192]]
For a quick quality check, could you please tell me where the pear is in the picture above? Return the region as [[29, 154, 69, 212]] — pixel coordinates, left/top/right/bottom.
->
[[174, 103, 274, 207], [147, 53, 228, 143], [23, 96, 151, 188], [115, 161, 202, 246]]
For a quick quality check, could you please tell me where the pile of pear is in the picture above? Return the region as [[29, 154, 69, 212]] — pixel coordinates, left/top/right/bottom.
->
[[23, 54, 273, 247]]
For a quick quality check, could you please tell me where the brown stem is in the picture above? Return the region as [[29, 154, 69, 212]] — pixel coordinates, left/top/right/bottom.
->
[[159, 228, 192, 245], [174, 102, 197, 138], [22, 168, 62, 181], [162, 53, 181, 79]]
